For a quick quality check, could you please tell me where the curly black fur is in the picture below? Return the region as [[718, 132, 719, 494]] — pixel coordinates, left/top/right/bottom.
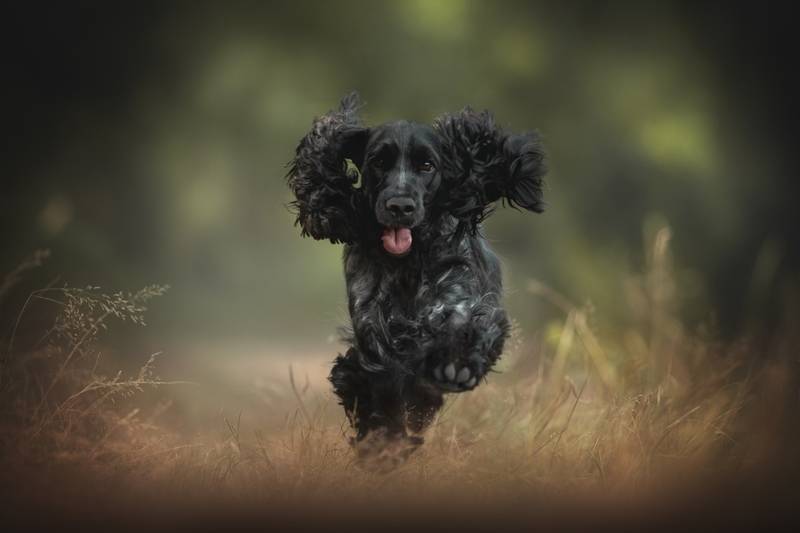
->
[[287, 93, 369, 244], [287, 93, 546, 456], [434, 107, 546, 230]]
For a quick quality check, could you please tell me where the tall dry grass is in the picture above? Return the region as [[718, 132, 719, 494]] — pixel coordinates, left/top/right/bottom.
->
[[0, 226, 797, 524]]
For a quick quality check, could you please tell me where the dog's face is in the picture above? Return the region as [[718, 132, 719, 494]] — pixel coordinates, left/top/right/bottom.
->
[[360, 121, 442, 257]]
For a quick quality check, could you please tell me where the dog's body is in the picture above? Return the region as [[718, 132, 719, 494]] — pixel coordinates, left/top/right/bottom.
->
[[288, 93, 545, 452]]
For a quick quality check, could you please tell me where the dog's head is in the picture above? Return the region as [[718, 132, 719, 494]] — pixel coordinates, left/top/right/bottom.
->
[[359, 120, 442, 256], [287, 92, 546, 256]]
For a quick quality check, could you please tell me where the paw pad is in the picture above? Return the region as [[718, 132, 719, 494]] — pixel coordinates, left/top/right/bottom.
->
[[431, 362, 478, 392]]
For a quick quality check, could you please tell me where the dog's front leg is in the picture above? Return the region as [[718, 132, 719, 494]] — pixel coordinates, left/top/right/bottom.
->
[[422, 270, 510, 392], [333, 251, 420, 444], [330, 348, 409, 439]]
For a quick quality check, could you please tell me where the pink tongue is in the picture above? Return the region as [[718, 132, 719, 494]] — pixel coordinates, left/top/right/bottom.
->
[[381, 227, 412, 255]]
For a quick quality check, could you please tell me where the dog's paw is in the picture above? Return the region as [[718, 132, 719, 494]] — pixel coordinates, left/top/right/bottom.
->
[[429, 356, 485, 393]]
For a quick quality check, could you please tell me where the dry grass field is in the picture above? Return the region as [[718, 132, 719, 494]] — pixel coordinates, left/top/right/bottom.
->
[[1, 228, 797, 530]]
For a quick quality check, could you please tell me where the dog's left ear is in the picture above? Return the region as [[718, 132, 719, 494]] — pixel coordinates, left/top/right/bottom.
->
[[433, 107, 546, 228]]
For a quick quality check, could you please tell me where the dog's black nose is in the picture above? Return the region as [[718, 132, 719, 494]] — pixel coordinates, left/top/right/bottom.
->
[[386, 197, 416, 217]]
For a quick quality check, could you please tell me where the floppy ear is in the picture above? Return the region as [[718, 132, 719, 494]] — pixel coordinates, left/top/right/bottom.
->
[[433, 107, 546, 229], [287, 92, 369, 244]]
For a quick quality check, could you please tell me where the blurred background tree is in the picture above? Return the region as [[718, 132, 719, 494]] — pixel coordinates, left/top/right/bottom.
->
[[3, 1, 798, 348]]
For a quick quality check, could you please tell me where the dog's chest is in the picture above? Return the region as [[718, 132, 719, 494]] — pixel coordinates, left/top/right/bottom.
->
[[376, 265, 431, 313], [346, 255, 437, 314]]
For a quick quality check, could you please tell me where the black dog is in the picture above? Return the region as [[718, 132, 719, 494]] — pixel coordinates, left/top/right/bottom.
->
[[287, 93, 545, 455]]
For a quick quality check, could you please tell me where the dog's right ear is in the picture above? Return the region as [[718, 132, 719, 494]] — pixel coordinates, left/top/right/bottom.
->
[[287, 92, 370, 244]]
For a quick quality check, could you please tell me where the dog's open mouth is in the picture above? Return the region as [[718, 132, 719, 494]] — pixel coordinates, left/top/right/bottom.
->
[[381, 227, 412, 256]]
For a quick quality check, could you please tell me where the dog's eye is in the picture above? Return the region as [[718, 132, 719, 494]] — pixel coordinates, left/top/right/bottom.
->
[[373, 157, 390, 170], [419, 161, 435, 173]]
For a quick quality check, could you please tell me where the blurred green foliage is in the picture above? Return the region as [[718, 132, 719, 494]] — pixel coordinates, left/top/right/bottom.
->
[[3, 1, 796, 344]]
